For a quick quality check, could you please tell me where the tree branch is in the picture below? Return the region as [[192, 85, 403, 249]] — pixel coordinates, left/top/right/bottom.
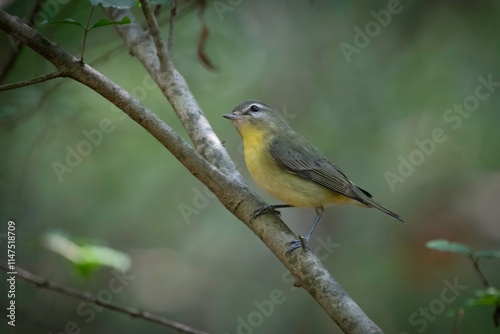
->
[[106, 7, 240, 178], [0, 9, 383, 334], [0, 70, 63, 91], [168, 0, 177, 59], [139, 0, 170, 71], [0, 260, 208, 334]]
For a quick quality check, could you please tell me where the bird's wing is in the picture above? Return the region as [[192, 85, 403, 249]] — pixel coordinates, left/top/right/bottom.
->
[[269, 134, 405, 222], [269, 135, 371, 202]]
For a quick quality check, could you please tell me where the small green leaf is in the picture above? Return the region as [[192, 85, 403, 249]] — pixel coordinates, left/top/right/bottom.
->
[[79, 244, 131, 272], [426, 239, 472, 255], [481, 287, 500, 297], [467, 295, 500, 306], [474, 250, 500, 259], [466, 288, 500, 306], [89, 16, 131, 30], [43, 233, 131, 277], [41, 18, 85, 29], [76, 262, 100, 279]]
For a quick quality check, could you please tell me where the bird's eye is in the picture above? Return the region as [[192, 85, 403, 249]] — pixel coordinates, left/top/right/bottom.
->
[[250, 105, 260, 112]]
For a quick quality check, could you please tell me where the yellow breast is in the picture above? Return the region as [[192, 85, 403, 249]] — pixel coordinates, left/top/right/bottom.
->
[[238, 126, 353, 208]]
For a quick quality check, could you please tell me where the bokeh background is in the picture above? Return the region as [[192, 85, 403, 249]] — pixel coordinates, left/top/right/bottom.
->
[[1, 0, 499, 333]]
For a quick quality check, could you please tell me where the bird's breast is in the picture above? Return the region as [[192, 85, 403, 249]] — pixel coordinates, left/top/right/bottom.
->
[[240, 130, 350, 207]]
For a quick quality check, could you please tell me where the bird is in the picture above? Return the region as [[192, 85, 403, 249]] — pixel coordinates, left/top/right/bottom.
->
[[223, 100, 404, 255]]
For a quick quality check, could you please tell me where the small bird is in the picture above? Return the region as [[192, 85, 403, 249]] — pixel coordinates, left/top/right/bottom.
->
[[223, 100, 403, 255]]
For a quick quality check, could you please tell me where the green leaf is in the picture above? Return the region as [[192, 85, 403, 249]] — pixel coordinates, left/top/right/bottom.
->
[[474, 250, 500, 259], [467, 294, 500, 306], [43, 233, 131, 277], [91, 0, 137, 8], [466, 288, 500, 307], [76, 262, 100, 279], [89, 16, 131, 30], [41, 18, 85, 29], [79, 244, 131, 272], [425, 239, 472, 255], [481, 287, 500, 297]]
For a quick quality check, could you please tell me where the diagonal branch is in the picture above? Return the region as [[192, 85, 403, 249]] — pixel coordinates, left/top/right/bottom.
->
[[0, 9, 383, 334], [0, 260, 209, 334], [0, 70, 63, 91]]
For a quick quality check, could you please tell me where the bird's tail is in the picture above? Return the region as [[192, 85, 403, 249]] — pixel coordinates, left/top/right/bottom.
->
[[354, 186, 404, 223], [364, 197, 404, 223]]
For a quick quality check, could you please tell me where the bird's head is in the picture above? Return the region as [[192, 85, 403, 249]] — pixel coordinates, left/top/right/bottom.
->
[[223, 100, 288, 135]]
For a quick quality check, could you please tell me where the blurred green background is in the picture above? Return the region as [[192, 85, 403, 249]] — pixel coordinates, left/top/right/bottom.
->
[[1, 0, 499, 333]]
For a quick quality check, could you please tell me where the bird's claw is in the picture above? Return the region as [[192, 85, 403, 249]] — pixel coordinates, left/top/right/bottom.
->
[[285, 235, 310, 256], [250, 206, 282, 221]]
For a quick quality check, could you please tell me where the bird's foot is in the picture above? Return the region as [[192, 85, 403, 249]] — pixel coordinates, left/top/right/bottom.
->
[[285, 235, 310, 256], [250, 205, 282, 221]]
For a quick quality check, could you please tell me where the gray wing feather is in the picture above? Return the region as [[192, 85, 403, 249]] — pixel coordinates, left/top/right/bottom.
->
[[269, 135, 404, 222], [268, 136, 369, 203]]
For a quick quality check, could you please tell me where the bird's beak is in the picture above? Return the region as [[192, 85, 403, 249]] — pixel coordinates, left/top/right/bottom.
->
[[223, 113, 242, 120]]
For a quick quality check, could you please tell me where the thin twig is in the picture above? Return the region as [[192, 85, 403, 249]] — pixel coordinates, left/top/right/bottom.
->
[[168, 0, 177, 61], [470, 255, 490, 288], [469, 255, 500, 329], [0, 36, 23, 82], [139, 0, 169, 70], [80, 5, 96, 63], [158, 0, 197, 30], [0, 260, 209, 334], [0, 71, 63, 91], [0, 42, 122, 128]]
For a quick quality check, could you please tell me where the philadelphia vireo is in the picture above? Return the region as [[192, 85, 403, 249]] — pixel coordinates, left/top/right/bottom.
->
[[223, 100, 403, 254]]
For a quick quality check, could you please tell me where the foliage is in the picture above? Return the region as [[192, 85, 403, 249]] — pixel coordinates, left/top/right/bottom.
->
[[427, 239, 500, 330]]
